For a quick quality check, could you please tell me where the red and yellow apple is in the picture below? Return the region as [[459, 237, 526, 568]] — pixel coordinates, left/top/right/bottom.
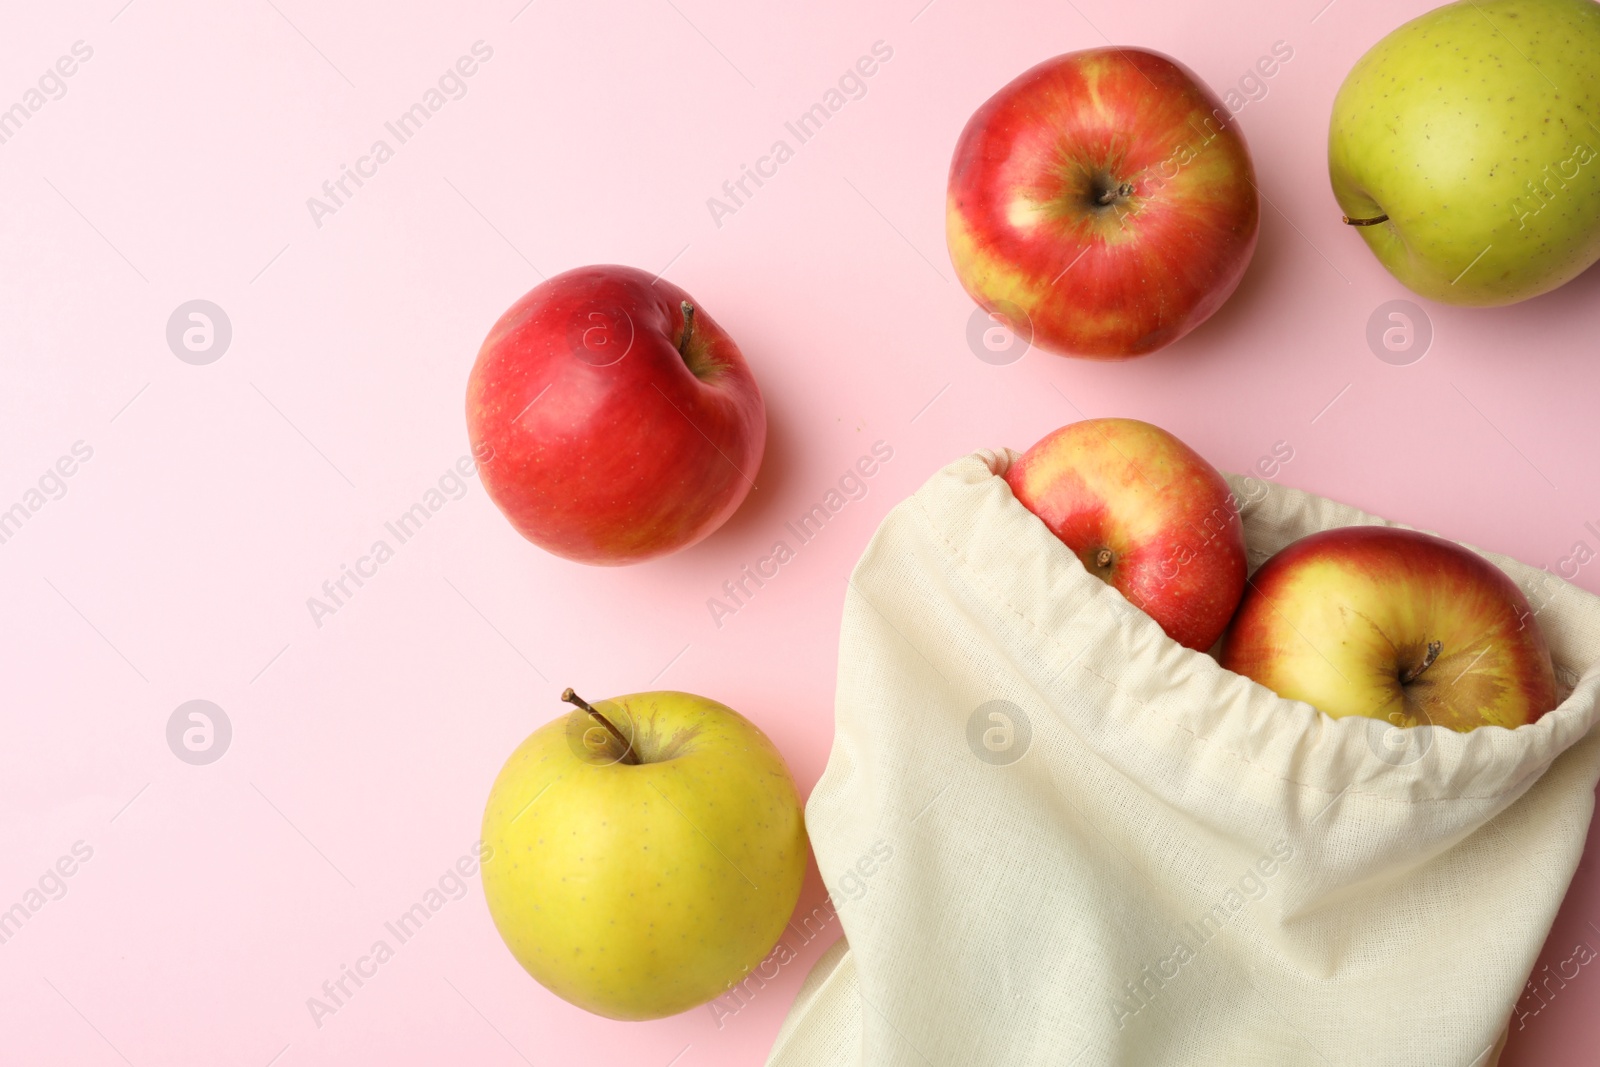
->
[[947, 47, 1260, 359], [1220, 527, 1557, 731], [466, 265, 765, 565], [1006, 418, 1247, 651]]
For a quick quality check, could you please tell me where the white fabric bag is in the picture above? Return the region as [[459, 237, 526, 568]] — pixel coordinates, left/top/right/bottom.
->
[[768, 449, 1600, 1067]]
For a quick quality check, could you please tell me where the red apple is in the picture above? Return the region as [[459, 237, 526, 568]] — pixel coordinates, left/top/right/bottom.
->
[[1220, 527, 1557, 732], [466, 265, 765, 565], [1006, 418, 1246, 650], [947, 47, 1260, 360]]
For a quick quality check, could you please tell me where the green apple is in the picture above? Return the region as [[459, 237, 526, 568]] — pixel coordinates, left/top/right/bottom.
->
[[481, 688, 807, 1020], [1329, 0, 1600, 305]]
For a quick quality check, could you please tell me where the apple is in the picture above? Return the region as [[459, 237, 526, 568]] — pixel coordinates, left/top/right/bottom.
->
[[1329, 0, 1600, 306], [466, 265, 765, 565], [1005, 418, 1247, 651], [1221, 527, 1557, 731], [480, 688, 807, 1020], [947, 47, 1260, 360]]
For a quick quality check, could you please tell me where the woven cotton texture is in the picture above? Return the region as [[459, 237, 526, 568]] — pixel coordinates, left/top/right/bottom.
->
[[767, 449, 1600, 1067]]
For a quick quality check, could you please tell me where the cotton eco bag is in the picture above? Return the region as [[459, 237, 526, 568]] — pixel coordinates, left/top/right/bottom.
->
[[768, 449, 1600, 1067]]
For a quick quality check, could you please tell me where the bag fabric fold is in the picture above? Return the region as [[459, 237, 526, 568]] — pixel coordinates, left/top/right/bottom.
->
[[767, 449, 1600, 1067]]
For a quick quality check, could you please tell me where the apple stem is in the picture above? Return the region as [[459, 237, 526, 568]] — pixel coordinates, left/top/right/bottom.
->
[[1095, 548, 1114, 569], [1097, 182, 1134, 206], [1342, 213, 1390, 227], [677, 301, 696, 358], [562, 688, 640, 765], [1400, 641, 1443, 685]]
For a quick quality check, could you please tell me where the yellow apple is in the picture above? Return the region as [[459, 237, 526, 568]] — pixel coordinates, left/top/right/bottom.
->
[[481, 689, 807, 1020]]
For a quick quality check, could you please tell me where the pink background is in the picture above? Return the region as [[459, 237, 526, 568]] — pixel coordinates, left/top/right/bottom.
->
[[3, 0, 1599, 1063]]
